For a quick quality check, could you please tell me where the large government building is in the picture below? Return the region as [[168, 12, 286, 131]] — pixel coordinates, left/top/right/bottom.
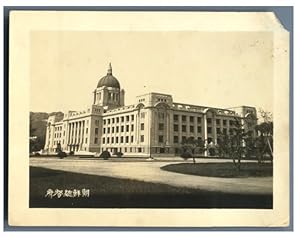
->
[[44, 63, 257, 157]]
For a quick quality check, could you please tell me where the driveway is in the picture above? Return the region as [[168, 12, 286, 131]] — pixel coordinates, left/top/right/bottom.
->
[[30, 157, 272, 195]]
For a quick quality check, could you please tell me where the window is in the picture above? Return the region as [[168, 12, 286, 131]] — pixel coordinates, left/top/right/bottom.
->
[[95, 120, 99, 126], [158, 112, 164, 119], [126, 125, 129, 132], [131, 124, 134, 131], [207, 137, 213, 143], [182, 115, 186, 122], [197, 126, 202, 133], [159, 123, 164, 130], [223, 120, 227, 126], [107, 137, 110, 144], [120, 136, 124, 143], [116, 126, 119, 133], [217, 128, 221, 134], [95, 128, 98, 134], [197, 137, 202, 141], [112, 118, 115, 123], [223, 128, 227, 134], [111, 137, 114, 143], [94, 138, 98, 144], [121, 116, 124, 122], [182, 125, 186, 132], [86, 128, 88, 133], [216, 119, 220, 125], [107, 127, 110, 133], [124, 147, 127, 153], [158, 135, 164, 143], [197, 117, 202, 123], [207, 127, 212, 134], [103, 119, 106, 125], [190, 126, 194, 133], [182, 136, 186, 143], [174, 136, 179, 143], [174, 124, 179, 132], [103, 128, 106, 134], [190, 116, 194, 123], [121, 126, 124, 132], [126, 115, 130, 122], [126, 136, 129, 143], [116, 117, 119, 123], [108, 119, 111, 124], [174, 114, 179, 121], [112, 127, 114, 133], [141, 123, 144, 130], [131, 136, 134, 143], [116, 137, 119, 143], [131, 115, 134, 121], [230, 120, 234, 126], [207, 118, 212, 124], [140, 135, 144, 142]]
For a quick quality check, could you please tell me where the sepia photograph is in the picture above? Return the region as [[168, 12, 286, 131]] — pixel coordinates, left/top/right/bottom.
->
[[8, 10, 290, 227]]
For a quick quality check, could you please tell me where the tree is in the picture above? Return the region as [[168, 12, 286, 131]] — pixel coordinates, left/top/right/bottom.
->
[[254, 109, 273, 162], [217, 118, 250, 171], [180, 137, 206, 164], [56, 142, 67, 159]]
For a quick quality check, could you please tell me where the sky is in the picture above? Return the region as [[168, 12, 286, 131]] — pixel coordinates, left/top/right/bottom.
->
[[30, 31, 273, 114]]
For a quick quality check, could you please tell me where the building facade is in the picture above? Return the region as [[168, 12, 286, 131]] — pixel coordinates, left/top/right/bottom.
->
[[44, 63, 257, 157]]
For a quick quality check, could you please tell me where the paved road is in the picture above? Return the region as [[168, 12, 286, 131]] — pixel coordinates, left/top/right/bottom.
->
[[30, 157, 272, 195]]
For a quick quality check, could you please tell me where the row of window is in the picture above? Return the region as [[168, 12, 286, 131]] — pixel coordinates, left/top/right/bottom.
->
[[54, 126, 63, 131], [53, 140, 64, 145], [173, 124, 202, 133], [173, 114, 236, 126], [103, 114, 135, 125], [102, 135, 136, 144], [102, 124, 135, 134]]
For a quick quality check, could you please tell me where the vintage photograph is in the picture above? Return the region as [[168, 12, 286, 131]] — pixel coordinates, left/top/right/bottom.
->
[[9, 11, 290, 227], [29, 26, 274, 209]]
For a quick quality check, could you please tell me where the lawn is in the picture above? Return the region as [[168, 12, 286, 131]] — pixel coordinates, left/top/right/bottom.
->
[[161, 162, 273, 178], [30, 166, 272, 208]]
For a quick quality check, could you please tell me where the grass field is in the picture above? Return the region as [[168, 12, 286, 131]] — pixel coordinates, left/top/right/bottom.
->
[[30, 166, 272, 208], [161, 162, 273, 178]]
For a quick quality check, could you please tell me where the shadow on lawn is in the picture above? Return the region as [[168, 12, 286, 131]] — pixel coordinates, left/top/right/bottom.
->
[[161, 162, 273, 178], [30, 167, 272, 209]]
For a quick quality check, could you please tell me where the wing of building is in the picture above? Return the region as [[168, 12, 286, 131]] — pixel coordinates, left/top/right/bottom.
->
[[44, 63, 257, 157]]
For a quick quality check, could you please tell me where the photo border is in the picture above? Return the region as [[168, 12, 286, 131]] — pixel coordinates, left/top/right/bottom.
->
[[3, 6, 293, 231]]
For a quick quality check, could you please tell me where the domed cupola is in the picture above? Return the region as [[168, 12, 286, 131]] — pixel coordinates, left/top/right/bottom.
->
[[97, 63, 120, 89], [93, 63, 125, 108]]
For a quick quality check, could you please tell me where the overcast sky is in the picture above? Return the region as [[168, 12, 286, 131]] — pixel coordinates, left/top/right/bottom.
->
[[30, 31, 273, 114]]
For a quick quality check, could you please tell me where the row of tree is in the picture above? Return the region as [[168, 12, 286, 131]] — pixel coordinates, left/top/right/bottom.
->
[[180, 110, 273, 171]]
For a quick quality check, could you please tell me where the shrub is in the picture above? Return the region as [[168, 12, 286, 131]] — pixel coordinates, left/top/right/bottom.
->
[[208, 148, 216, 156], [115, 152, 123, 158], [99, 150, 111, 160], [57, 151, 67, 159], [69, 151, 74, 156], [180, 150, 193, 160]]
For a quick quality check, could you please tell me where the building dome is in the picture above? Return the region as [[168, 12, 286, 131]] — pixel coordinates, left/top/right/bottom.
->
[[97, 63, 120, 88]]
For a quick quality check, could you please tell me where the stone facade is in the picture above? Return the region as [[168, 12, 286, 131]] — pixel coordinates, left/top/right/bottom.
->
[[44, 64, 257, 156]]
